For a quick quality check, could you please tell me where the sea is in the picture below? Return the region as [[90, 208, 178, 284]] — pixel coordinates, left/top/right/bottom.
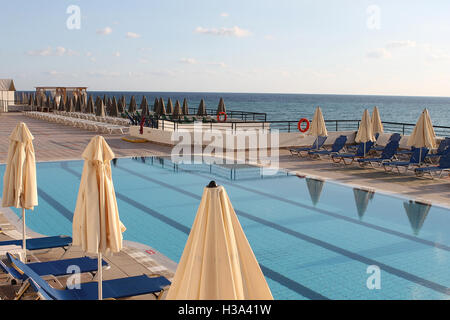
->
[[17, 91, 450, 127]]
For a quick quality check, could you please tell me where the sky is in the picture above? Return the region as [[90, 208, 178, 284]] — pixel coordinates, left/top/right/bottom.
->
[[1, 0, 450, 96]]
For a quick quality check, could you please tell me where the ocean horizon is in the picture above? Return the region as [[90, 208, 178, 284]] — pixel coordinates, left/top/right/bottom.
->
[[17, 91, 450, 127]]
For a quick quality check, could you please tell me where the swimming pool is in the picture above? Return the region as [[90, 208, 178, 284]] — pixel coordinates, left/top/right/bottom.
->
[[1, 157, 450, 300]]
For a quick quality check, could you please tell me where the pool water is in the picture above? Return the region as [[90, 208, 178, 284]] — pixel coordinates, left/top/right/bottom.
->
[[1, 157, 450, 300]]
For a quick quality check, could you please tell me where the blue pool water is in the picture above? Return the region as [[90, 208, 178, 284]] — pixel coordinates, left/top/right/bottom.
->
[[1, 157, 450, 300]]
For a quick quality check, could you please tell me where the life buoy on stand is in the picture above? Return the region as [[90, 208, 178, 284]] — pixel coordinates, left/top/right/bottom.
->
[[217, 112, 227, 122], [297, 118, 310, 133]]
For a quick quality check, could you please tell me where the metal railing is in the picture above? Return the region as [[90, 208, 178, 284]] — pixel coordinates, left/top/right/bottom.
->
[[154, 118, 450, 137]]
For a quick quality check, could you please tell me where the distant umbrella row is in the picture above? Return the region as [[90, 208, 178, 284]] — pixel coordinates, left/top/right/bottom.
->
[[19, 93, 227, 118]]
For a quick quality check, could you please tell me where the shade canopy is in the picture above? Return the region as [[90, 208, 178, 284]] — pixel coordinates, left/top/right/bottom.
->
[[72, 136, 126, 299], [166, 98, 174, 114], [159, 97, 166, 115], [109, 97, 119, 117], [309, 106, 328, 137], [128, 96, 137, 113], [371, 106, 383, 135], [197, 99, 207, 116], [182, 98, 189, 115], [140, 96, 149, 117], [2, 122, 38, 210], [355, 109, 375, 143], [153, 98, 159, 113], [86, 96, 94, 113], [166, 183, 273, 300], [75, 96, 82, 112], [353, 188, 374, 220], [173, 100, 182, 118], [407, 109, 436, 149], [217, 97, 226, 114], [65, 98, 74, 112], [72, 135, 125, 254], [2, 123, 38, 261], [96, 100, 106, 117], [118, 96, 126, 113], [305, 178, 324, 206]]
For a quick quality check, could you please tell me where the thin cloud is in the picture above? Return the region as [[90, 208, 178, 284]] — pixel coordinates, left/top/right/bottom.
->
[[386, 40, 416, 49], [366, 48, 392, 59], [113, 51, 121, 57], [179, 57, 197, 64], [88, 70, 121, 77], [220, 12, 229, 17], [96, 27, 112, 35], [195, 26, 252, 37], [126, 32, 141, 39], [26, 46, 78, 56], [207, 62, 227, 68]]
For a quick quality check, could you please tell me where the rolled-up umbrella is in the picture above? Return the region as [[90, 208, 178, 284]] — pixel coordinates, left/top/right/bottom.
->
[[106, 97, 112, 114], [355, 109, 375, 156], [117, 99, 124, 113], [72, 136, 126, 300], [66, 98, 74, 112], [166, 98, 174, 114], [182, 98, 189, 115], [2, 123, 38, 262], [140, 96, 149, 117], [353, 188, 374, 220], [45, 95, 51, 111], [29, 96, 35, 111], [403, 200, 431, 235], [153, 98, 159, 113], [128, 96, 137, 113], [57, 96, 63, 111], [173, 100, 182, 119], [159, 97, 166, 115], [305, 178, 324, 206], [309, 106, 328, 150], [28, 94, 33, 107], [96, 100, 106, 117], [407, 108, 436, 164], [196, 99, 207, 116], [109, 97, 119, 117], [166, 181, 273, 300], [86, 95, 94, 113], [75, 96, 82, 112], [217, 97, 226, 114], [103, 94, 107, 106], [371, 106, 383, 136], [120, 96, 126, 112]]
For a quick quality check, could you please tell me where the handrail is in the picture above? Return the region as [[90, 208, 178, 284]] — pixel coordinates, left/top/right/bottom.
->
[[152, 118, 450, 137]]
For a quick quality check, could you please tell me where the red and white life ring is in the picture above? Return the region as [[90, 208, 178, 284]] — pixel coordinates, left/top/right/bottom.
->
[[297, 118, 310, 133]]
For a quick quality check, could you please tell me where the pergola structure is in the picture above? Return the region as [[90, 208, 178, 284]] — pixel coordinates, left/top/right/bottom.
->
[[35, 86, 88, 102]]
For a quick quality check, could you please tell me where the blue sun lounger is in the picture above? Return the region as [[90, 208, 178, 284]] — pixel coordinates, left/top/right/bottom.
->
[[372, 133, 401, 152], [290, 136, 327, 157], [308, 135, 348, 158], [9, 253, 171, 300], [415, 148, 450, 178], [0, 235, 72, 252], [331, 141, 374, 165], [425, 137, 450, 163], [357, 140, 400, 167], [382, 147, 429, 173], [1, 253, 108, 299]]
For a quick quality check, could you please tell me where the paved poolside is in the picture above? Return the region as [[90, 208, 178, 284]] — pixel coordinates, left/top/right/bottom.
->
[[1, 112, 450, 299]]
